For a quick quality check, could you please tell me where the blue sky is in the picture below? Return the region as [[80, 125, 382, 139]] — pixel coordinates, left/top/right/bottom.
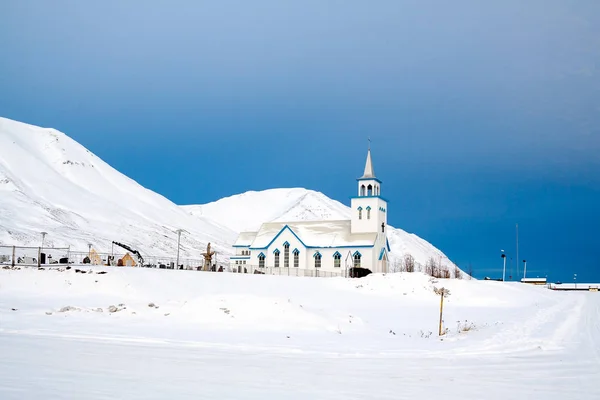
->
[[1, 1, 599, 282]]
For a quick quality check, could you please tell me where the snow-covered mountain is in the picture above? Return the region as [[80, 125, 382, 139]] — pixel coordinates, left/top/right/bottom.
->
[[0, 117, 236, 260], [0, 116, 457, 271]]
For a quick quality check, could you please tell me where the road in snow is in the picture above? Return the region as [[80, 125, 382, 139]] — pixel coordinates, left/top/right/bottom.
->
[[0, 267, 598, 399]]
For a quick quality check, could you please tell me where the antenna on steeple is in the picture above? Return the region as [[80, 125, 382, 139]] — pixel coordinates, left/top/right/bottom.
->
[[368, 137, 371, 150]]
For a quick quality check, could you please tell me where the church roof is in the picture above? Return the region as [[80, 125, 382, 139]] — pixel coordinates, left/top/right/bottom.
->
[[248, 220, 377, 249], [233, 231, 258, 247], [360, 148, 376, 179]]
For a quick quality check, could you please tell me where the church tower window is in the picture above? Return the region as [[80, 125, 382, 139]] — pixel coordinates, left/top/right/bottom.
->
[[314, 252, 322, 268], [360, 185, 366, 196], [367, 184, 373, 196], [293, 249, 299, 268], [284, 242, 290, 268], [366, 206, 371, 220], [358, 206, 363, 220], [333, 252, 341, 268]]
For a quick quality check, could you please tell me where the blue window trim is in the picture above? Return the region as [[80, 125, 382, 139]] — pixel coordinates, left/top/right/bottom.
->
[[357, 206, 363, 211], [257, 252, 266, 259], [332, 251, 342, 258], [378, 247, 386, 260], [248, 224, 376, 250], [313, 251, 322, 258], [366, 206, 371, 210], [353, 250, 362, 257], [283, 241, 290, 247], [357, 177, 382, 184], [273, 248, 280, 255], [350, 195, 390, 203], [292, 248, 300, 255]]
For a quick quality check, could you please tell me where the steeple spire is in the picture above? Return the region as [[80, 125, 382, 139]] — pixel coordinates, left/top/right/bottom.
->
[[361, 144, 375, 179]]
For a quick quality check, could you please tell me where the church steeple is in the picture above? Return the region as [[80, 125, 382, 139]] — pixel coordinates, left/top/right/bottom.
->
[[361, 148, 375, 179], [351, 142, 387, 237]]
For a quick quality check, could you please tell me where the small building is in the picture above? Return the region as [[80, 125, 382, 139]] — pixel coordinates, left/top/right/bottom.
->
[[119, 253, 137, 267], [521, 277, 547, 285], [89, 249, 103, 265]]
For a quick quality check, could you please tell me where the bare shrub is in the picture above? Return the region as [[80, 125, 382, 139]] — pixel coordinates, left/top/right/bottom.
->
[[403, 254, 415, 273], [425, 257, 437, 277], [454, 266, 463, 280], [467, 263, 474, 280], [440, 268, 451, 279]]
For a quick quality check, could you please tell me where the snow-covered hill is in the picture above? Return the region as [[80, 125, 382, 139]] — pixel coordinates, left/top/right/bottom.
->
[[0, 117, 236, 260], [0, 116, 456, 271], [183, 188, 458, 271]]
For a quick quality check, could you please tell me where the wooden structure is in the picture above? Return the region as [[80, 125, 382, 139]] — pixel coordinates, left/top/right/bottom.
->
[[202, 243, 215, 271], [119, 252, 137, 267]]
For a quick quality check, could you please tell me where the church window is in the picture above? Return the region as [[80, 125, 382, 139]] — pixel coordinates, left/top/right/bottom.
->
[[314, 252, 322, 268], [353, 252, 361, 268], [366, 206, 371, 220], [274, 250, 280, 268], [360, 185, 366, 196], [284, 243, 290, 268], [358, 206, 362, 220], [258, 254, 265, 268], [293, 249, 299, 268], [333, 252, 341, 268], [367, 184, 373, 196]]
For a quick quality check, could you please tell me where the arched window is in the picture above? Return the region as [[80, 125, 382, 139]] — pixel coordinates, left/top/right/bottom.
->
[[258, 253, 265, 268], [360, 185, 366, 196], [366, 206, 371, 220], [358, 206, 363, 220], [333, 252, 341, 268], [274, 249, 280, 268], [314, 252, 322, 268], [381, 223, 385, 233], [367, 184, 373, 196], [293, 249, 299, 268], [353, 252, 361, 268], [284, 242, 290, 268]]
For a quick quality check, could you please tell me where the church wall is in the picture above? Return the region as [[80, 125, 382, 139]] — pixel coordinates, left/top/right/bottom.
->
[[350, 197, 387, 234]]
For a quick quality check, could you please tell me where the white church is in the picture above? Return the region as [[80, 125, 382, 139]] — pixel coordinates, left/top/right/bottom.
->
[[229, 147, 390, 275]]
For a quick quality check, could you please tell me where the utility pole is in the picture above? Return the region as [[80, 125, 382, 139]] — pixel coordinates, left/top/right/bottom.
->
[[175, 229, 184, 269], [41, 232, 47, 250], [515, 224, 519, 276], [438, 288, 445, 336], [501, 250, 507, 282]]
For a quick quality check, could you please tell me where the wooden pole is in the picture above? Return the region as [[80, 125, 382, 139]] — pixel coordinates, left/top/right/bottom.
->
[[438, 288, 445, 336]]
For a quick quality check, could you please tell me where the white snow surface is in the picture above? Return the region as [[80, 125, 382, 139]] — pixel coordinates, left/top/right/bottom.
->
[[0, 267, 598, 399], [1, 116, 456, 271]]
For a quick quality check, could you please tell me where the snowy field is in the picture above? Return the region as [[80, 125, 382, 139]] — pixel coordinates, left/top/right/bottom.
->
[[0, 267, 598, 399]]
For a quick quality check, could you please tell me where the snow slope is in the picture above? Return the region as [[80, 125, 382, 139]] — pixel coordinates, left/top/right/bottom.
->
[[183, 188, 457, 270], [0, 116, 456, 271], [0, 117, 236, 260], [0, 267, 598, 399]]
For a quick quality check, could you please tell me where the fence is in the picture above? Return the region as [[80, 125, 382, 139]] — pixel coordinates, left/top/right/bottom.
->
[[229, 265, 343, 278], [0, 245, 343, 278], [0, 246, 71, 267]]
